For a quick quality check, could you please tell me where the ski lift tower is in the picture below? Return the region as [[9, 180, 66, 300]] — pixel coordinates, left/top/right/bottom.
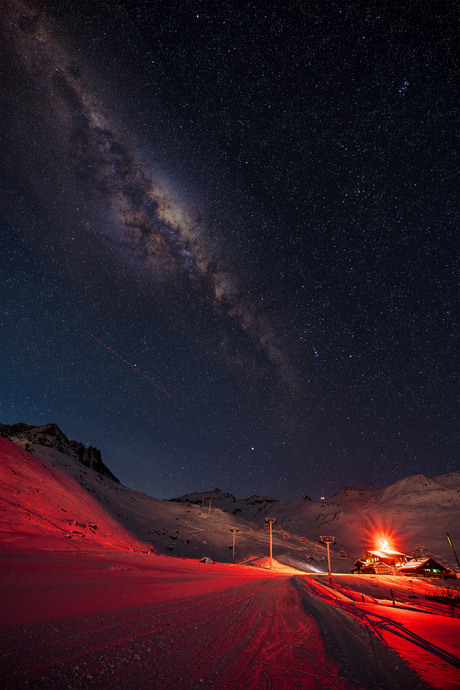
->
[[230, 528, 239, 561], [320, 535, 335, 577], [266, 518, 276, 569]]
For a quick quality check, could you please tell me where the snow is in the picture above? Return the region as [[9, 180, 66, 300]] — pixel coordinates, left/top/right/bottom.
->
[[300, 574, 460, 689], [0, 437, 148, 553], [1, 550, 459, 688], [172, 474, 460, 573], [366, 549, 407, 558], [1, 431, 460, 688], [2, 425, 459, 572]]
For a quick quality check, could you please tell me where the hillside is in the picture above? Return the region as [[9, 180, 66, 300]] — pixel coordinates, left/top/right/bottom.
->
[[0, 423, 459, 572], [0, 436, 148, 553], [1, 424, 460, 689], [171, 476, 460, 570]]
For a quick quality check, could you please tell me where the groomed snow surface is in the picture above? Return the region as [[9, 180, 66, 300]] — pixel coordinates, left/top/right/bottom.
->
[[1, 435, 460, 688], [2, 550, 460, 689]]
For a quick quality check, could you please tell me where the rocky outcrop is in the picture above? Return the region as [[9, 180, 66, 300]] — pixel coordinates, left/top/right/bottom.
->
[[0, 422, 120, 483], [169, 488, 278, 519]]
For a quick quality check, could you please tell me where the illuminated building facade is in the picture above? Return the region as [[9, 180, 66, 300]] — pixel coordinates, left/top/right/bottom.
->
[[352, 549, 409, 574]]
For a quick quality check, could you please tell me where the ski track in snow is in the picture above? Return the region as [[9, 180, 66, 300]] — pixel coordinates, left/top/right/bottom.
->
[[1, 573, 345, 689], [2, 557, 459, 689], [298, 576, 460, 689], [296, 578, 430, 689]]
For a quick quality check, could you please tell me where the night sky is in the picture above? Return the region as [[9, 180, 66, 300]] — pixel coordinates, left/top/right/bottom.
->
[[1, 0, 458, 501]]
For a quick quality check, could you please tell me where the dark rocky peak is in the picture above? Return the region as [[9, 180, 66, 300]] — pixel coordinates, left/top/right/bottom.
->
[[170, 488, 237, 504], [331, 487, 365, 499], [0, 422, 119, 483], [244, 495, 278, 504]]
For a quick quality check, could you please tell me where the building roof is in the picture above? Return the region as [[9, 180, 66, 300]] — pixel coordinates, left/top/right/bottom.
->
[[366, 549, 407, 559], [398, 557, 450, 572], [397, 558, 430, 570]]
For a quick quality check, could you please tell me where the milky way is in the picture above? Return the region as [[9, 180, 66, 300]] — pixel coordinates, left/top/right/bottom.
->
[[1, 0, 295, 389], [1, 0, 457, 501]]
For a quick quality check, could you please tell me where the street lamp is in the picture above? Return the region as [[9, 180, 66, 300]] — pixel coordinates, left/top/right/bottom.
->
[[266, 518, 276, 569], [230, 528, 239, 561], [320, 535, 335, 577]]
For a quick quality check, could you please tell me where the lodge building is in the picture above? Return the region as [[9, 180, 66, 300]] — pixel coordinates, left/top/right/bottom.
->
[[352, 548, 409, 574], [352, 549, 454, 578]]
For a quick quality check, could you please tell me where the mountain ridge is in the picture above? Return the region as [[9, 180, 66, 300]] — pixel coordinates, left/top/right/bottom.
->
[[0, 422, 120, 483], [1, 421, 459, 571]]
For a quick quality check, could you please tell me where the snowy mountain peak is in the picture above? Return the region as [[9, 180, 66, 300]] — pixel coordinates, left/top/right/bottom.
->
[[1, 421, 459, 570], [245, 495, 278, 504], [0, 422, 119, 483], [331, 487, 368, 499], [169, 489, 279, 515], [170, 488, 237, 504]]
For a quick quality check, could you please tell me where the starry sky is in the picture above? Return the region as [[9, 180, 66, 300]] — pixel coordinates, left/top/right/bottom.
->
[[1, 0, 458, 500]]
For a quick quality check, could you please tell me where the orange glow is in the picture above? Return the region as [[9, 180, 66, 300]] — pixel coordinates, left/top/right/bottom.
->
[[373, 532, 399, 553], [355, 512, 402, 553]]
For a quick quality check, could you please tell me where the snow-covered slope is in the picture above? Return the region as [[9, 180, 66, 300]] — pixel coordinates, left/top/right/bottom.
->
[[0, 422, 119, 482], [0, 436, 148, 552], [0, 426, 316, 565], [172, 474, 460, 570], [170, 488, 280, 521], [1, 423, 459, 572], [2, 423, 459, 690]]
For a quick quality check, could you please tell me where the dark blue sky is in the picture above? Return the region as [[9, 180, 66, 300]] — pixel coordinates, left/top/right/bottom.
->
[[1, 0, 457, 500]]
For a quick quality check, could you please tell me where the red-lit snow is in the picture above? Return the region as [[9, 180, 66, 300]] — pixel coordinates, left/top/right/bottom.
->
[[1, 437, 459, 688]]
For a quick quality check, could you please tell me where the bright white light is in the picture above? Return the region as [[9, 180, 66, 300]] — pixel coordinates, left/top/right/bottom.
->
[[299, 561, 325, 574]]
